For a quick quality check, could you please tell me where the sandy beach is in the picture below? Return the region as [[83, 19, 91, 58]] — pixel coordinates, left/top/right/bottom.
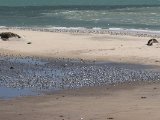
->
[[0, 29, 160, 66], [1, 82, 160, 120], [1, 29, 160, 120]]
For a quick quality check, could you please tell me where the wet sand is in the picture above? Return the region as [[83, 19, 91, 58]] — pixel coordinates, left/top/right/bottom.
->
[[1, 83, 160, 120]]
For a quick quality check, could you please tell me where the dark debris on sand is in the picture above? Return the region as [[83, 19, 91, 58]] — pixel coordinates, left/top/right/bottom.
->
[[0, 32, 21, 41], [147, 39, 159, 46]]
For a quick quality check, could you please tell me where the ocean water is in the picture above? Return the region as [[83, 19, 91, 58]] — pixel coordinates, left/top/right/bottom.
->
[[1, 0, 160, 31]]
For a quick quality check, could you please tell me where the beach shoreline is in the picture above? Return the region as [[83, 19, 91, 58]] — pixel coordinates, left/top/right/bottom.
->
[[2, 1, 160, 119], [1, 28, 160, 119], [1, 26, 160, 37]]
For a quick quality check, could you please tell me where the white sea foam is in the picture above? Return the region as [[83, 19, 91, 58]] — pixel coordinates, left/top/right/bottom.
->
[[92, 27, 102, 30], [0, 26, 6, 28], [109, 28, 125, 31], [47, 26, 87, 30], [1, 26, 160, 37], [150, 13, 157, 15], [109, 27, 160, 34]]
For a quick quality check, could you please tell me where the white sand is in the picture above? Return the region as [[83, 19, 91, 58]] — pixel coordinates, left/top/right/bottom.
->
[[0, 29, 160, 65]]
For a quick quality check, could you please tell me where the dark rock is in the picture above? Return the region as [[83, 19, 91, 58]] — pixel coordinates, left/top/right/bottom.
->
[[141, 96, 147, 99], [155, 60, 160, 63], [27, 42, 32, 44], [147, 39, 159, 46], [10, 66, 14, 69], [59, 115, 64, 117], [0, 32, 21, 41], [107, 117, 114, 119], [80, 59, 85, 63]]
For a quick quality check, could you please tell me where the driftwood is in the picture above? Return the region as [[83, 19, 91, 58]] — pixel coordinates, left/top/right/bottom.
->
[[0, 32, 21, 41], [147, 39, 158, 46]]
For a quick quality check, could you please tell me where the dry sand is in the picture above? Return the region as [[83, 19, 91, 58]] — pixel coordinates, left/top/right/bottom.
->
[[0, 29, 160, 66], [1, 29, 160, 120], [1, 83, 160, 120]]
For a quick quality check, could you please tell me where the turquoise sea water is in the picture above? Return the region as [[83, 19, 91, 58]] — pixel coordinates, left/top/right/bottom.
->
[[1, 0, 160, 6], [1, 0, 160, 31]]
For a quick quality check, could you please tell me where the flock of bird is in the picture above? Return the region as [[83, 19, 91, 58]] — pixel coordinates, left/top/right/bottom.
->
[[0, 56, 160, 93]]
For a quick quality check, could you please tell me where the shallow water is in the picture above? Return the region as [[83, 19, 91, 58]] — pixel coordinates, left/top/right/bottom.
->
[[8, 57, 48, 65], [0, 87, 38, 100]]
